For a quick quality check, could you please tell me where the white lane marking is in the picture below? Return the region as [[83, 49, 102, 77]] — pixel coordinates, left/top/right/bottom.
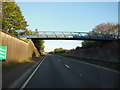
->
[[65, 64, 70, 68], [20, 58, 45, 89], [79, 74, 82, 76], [79, 60, 120, 74], [58, 60, 61, 61]]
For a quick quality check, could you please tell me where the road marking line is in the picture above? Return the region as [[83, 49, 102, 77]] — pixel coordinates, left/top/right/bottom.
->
[[60, 55, 120, 73], [79, 60, 120, 73], [20, 58, 45, 89], [65, 64, 70, 68], [79, 74, 82, 76], [58, 60, 61, 61]]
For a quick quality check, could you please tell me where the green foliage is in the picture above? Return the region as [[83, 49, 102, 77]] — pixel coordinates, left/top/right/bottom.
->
[[81, 22, 119, 49], [82, 40, 97, 49], [48, 51, 54, 54], [32, 29, 39, 36], [39, 40, 45, 53], [48, 48, 69, 54], [54, 48, 63, 52], [32, 39, 45, 54], [54, 48, 69, 53], [75, 46, 81, 50], [2, 2, 29, 36], [30, 29, 45, 55], [92, 23, 118, 36]]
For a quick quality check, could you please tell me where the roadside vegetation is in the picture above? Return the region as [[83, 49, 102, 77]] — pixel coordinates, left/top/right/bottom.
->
[[48, 48, 70, 54], [54, 23, 119, 72], [2, 1, 45, 55], [31, 29, 45, 55], [81, 23, 119, 49], [2, 1, 29, 36], [2, 58, 32, 70], [2, 56, 43, 70], [2, 1, 44, 69]]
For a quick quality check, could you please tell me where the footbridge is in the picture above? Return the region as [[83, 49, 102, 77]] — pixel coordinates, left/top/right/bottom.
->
[[18, 31, 119, 41]]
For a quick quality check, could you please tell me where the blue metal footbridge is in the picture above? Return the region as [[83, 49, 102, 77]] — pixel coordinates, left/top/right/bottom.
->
[[18, 31, 119, 41]]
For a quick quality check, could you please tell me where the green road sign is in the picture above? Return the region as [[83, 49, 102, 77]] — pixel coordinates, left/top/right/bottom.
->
[[0, 46, 7, 59]]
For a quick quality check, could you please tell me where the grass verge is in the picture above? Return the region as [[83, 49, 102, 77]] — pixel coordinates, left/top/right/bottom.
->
[[2, 58, 32, 70], [60, 55, 120, 72]]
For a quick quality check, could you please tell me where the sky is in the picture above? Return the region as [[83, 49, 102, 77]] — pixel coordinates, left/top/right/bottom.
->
[[16, 1, 118, 52]]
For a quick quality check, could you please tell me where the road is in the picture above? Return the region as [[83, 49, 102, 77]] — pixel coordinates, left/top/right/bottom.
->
[[24, 54, 119, 88]]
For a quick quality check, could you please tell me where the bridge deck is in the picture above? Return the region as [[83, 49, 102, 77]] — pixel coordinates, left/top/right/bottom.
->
[[27, 37, 118, 41], [18, 31, 119, 41]]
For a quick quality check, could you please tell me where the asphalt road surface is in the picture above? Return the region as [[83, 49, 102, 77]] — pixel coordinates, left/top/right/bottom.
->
[[24, 54, 119, 88]]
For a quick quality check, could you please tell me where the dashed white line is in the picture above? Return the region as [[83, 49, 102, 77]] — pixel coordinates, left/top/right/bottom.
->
[[79, 74, 82, 76], [20, 58, 45, 89], [65, 64, 70, 68], [58, 60, 61, 62]]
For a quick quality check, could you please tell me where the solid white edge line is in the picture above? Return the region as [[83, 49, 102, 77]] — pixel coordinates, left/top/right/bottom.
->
[[61, 55, 120, 74], [79, 60, 120, 74], [20, 58, 45, 89]]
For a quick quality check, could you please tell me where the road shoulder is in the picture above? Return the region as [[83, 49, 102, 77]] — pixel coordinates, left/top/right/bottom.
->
[[2, 57, 43, 89]]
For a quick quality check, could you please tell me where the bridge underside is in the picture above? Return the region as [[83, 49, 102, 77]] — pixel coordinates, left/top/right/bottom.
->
[[29, 37, 118, 41], [19, 31, 119, 41]]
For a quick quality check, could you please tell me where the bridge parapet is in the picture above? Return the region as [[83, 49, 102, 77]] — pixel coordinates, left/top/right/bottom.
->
[[18, 31, 119, 40]]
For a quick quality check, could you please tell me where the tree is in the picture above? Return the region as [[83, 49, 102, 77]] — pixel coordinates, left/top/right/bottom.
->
[[33, 29, 39, 36], [75, 46, 81, 50], [2, 1, 29, 36], [48, 51, 54, 54], [92, 23, 117, 35], [31, 28, 44, 54], [39, 40, 45, 53], [0, 2, 2, 30], [111, 24, 120, 36], [54, 48, 69, 53], [81, 22, 119, 49], [32, 39, 45, 55], [81, 40, 97, 49], [54, 48, 63, 52]]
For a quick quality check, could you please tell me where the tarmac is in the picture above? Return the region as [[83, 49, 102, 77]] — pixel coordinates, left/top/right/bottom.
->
[[2, 57, 43, 89]]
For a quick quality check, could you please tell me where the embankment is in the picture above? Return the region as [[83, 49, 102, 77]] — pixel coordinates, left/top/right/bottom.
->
[[1, 31, 40, 63], [64, 41, 119, 63]]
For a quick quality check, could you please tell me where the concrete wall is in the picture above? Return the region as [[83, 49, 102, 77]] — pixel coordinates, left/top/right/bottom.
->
[[64, 41, 119, 63], [1, 31, 40, 63]]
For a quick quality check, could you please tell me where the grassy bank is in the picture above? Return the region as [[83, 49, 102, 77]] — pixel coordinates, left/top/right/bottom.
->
[[2, 58, 33, 70], [60, 55, 120, 72]]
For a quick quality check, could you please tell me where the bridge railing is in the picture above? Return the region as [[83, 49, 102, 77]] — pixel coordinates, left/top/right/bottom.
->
[[18, 31, 119, 40]]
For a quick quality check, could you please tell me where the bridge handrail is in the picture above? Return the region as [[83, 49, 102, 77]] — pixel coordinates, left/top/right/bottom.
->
[[18, 31, 119, 40]]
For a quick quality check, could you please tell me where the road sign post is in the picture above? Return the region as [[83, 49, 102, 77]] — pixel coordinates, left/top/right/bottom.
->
[[0, 46, 7, 60]]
